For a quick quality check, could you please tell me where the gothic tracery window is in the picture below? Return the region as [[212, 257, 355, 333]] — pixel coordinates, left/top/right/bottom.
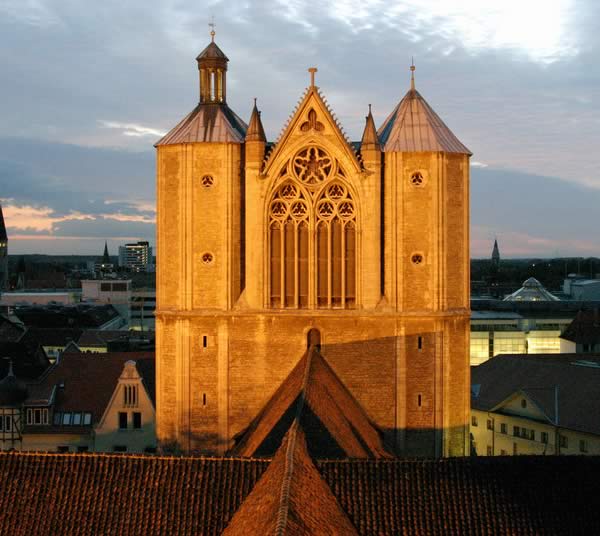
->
[[269, 145, 357, 309]]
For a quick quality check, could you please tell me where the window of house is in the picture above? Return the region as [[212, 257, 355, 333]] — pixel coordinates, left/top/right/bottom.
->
[[471, 416, 478, 427], [62, 413, 72, 425], [118, 412, 128, 430], [57, 446, 70, 453], [580, 439, 588, 453], [521, 399, 527, 408], [487, 419, 494, 431], [113, 445, 127, 453], [0, 416, 3, 432], [559, 435, 568, 449], [5, 416, 11, 432], [513, 426, 520, 437], [269, 150, 356, 310], [72, 413, 81, 426], [541, 432, 549, 444], [112, 283, 127, 292], [83, 413, 92, 425], [500, 423, 507, 434], [53, 412, 62, 425], [486, 446, 493, 456], [124, 385, 138, 408], [133, 412, 142, 429], [77, 446, 89, 453], [100, 283, 111, 292]]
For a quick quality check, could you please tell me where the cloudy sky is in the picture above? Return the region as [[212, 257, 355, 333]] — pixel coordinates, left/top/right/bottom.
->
[[0, 0, 599, 257]]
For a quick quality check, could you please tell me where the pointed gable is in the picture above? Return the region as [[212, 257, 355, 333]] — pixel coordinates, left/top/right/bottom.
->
[[262, 84, 363, 174], [230, 348, 391, 459], [223, 424, 359, 536], [378, 88, 471, 154]]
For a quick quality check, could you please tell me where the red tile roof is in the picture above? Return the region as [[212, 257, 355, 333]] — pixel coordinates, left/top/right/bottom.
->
[[1, 452, 600, 535], [224, 424, 359, 535], [0, 452, 268, 536], [230, 347, 391, 459]]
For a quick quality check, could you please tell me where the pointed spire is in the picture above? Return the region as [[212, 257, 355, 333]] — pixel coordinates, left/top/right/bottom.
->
[[361, 103, 380, 151], [492, 238, 500, 265], [246, 98, 266, 142], [102, 241, 110, 264], [0, 202, 7, 243]]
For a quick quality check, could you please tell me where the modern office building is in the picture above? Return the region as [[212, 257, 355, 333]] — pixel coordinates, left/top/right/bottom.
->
[[118, 241, 152, 272]]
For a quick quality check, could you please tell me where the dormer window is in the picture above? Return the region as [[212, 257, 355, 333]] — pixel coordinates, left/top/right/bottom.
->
[[26, 408, 49, 426]]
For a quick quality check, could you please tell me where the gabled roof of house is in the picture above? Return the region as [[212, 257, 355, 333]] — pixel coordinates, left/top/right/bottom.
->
[[472, 353, 600, 434], [224, 424, 358, 535], [24, 352, 155, 427], [22, 327, 83, 348], [77, 329, 131, 347], [560, 309, 600, 345], [230, 347, 391, 459], [1, 452, 600, 535]]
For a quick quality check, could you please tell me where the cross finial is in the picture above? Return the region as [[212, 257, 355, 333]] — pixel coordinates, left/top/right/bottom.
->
[[209, 16, 216, 42], [308, 67, 318, 88], [410, 57, 416, 90]]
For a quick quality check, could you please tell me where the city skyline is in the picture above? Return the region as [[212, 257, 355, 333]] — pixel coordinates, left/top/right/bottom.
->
[[1, 0, 599, 257]]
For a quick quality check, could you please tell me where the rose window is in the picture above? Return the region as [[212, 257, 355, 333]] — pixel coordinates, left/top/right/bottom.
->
[[293, 146, 332, 187]]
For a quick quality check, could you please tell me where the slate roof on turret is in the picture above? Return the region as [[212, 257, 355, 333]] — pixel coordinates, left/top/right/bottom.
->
[[155, 104, 248, 145], [229, 347, 391, 459], [0, 203, 7, 242], [196, 41, 229, 62], [378, 88, 471, 154]]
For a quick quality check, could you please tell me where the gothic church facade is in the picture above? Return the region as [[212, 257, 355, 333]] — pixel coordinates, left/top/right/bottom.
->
[[155, 36, 471, 457]]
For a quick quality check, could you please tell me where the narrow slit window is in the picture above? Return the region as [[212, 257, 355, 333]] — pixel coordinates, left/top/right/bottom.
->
[[418, 394, 422, 407], [202, 393, 207, 406], [418, 336, 423, 350], [202, 335, 208, 348]]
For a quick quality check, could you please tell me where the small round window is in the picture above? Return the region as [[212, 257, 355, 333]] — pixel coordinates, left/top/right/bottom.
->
[[410, 171, 425, 187], [411, 253, 424, 265], [201, 175, 214, 188], [201, 252, 214, 264]]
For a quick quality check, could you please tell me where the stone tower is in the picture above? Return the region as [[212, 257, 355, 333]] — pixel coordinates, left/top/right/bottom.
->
[[155, 37, 471, 457], [0, 202, 7, 292]]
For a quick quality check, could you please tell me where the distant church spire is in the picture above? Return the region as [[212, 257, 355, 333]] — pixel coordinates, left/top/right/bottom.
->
[[491, 238, 500, 266], [102, 240, 110, 264]]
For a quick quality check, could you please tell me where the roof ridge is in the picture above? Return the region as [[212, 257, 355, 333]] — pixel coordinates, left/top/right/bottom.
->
[[274, 347, 315, 534], [0, 450, 272, 462]]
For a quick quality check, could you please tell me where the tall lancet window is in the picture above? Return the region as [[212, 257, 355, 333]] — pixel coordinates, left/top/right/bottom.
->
[[268, 145, 357, 309]]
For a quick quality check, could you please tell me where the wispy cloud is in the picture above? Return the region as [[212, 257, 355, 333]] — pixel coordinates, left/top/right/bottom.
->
[[98, 120, 166, 138], [471, 161, 488, 168]]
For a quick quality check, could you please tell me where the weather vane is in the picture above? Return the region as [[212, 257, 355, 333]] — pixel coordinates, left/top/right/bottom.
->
[[209, 16, 216, 41]]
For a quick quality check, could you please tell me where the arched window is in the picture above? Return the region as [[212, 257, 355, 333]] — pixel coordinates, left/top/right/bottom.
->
[[268, 145, 357, 309]]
